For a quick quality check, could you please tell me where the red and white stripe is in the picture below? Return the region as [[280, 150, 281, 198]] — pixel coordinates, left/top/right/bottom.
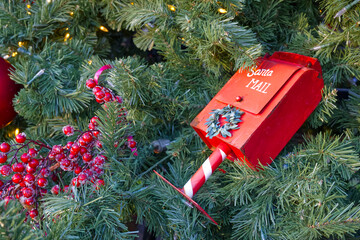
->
[[182, 143, 231, 198]]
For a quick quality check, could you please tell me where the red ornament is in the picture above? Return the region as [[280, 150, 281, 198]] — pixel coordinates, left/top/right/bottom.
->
[[129, 141, 136, 148], [0, 58, 21, 128]]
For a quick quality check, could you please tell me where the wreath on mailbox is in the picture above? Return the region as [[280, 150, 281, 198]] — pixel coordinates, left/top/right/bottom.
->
[[205, 105, 244, 139]]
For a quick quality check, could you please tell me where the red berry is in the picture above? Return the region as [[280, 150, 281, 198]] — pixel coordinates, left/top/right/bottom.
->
[[0, 142, 10, 153], [115, 96, 123, 103], [16, 191, 23, 199], [0, 153, 7, 163], [86, 78, 96, 89], [72, 177, 80, 187], [26, 165, 36, 174], [82, 153, 92, 162], [90, 116, 99, 126], [235, 96, 242, 102], [62, 125, 74, 136], [21, 153, 30, 163], [29, 209, 38, 218], [78, 173, 87, 182], [37, 178, 48, 187], [82, 132, 93, 143], [28, 159, 39, 168], [92, 86, 102, 94], [104, 92, 113, 102], [88, 122, 96, 130], [12, 173, 23, 184], [27, 148, 37, 157], [22, 187, 34, 198], [24, 197, 35, 206], [68, 153, 77, 160], [40, 168, 50, 177], [19, 181, 26, 187], [95, 98, 105, 104], [63, 185, 70, 193], [40, 188, 48, 196], [51, 185, 60, 195], [129, 141, 137, 148], [4, 196, 12, 206], [93, 130, 100, 137], [0, 180, 3, 187], [24, 174, 36, 185], [74, 166, 82, 175], [94, 156, 105, 166], [96, 141, 103, 148], [80, 147, 88, 155], [66, 141, 74, 149], [15, 132, 27, 143], [95, 91, 105, 100], [61, 159, 71, 167], [12, 162, 25, 172], [48, 152, 56, 160], [0, 165, 11, 176], [95, 179, 105, 190], [78, 138, 87, 146], [52, 145, 63, 154], [55, 153, 65, 162]]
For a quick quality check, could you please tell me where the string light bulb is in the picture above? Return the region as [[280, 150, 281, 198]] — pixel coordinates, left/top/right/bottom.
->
[[99, 26, 109, 32], [70, 12, 74, 16], [12, 52, 18, 57], [168, 5, 176, 12], [88, 60, 93, 65], [27, 11, 31, 15], [64, 33, 70, 41], [26, 4, 31, 9], [18, 41, 24, 47], [218, 8, 227, 14], [130, 2, 134, 5], [47, 0, 52, 3], [14, 128, 20, 136]]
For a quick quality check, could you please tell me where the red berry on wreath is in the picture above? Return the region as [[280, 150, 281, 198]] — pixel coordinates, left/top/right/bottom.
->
[[4, 196, 12, 206], [66, 141, 74, 149], [40, 188, 48, 196], [28, 159, 39, 168], [37, 178, 48, 187], [61, 159, 71, 167], [92, 86, 102, 94], [104, 92, 113, 102], [12, 173, 23, 184], [129, 141, 137, 148], [95, 98, 105, 104], [72, 177, 80, 187], [0, 153, 7, 163], [78, 138, 87, 146], [55, 153, 65, 162], [22, 187, 34, 198], [78, 173, 87, 183], [74, 166, 82, 175], [86, 78, 96, 89], [27, 148, 37, 157], [90, 116, 99, 126], [24, 174, 35, 185], [63, 185, 70, 193], [29, 209, 38, 219], [70, 143, 80, 155], [20, 153, 30, 163], [0, 180, 3, 187], [88, 122, 96, 130], [40, 168, 50, 177], [62, 125, 74, 136], [24, 197, 35, 206], [0, 165, 11, 176], [15, 132, 26, 143], [79, 147, 87, 155], [95, 179, 105, 190], [0, 142, 10, 153], [51, 185, 60, 195], [93, 130, 100, 138], [96, 141, 103, 149], [25, 165, 36, 174], [115, 96, 123, 103], [15, 191, 23, 199], [82, 153, 92, 162], [12, 162, 25, 172], [52, 145, 63, 154]]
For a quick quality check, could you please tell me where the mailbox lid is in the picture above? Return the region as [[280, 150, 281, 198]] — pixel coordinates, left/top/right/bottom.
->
[[215, 59, 301, 114]]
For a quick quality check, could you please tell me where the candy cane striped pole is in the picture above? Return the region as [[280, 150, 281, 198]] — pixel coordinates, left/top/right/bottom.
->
[[154, 143, 232, 225], [182, 143, 231, 198]]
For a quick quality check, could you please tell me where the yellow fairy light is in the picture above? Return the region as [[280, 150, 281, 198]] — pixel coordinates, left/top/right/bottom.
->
[[18, 41, 24, 47], [27, 11, 31, 15], [168, 5, 176, 12], [26, 4, 31, 9], [47, 0, 52, 3], [64, 33, 70, 41], [88, 60, 92, 65], [99, 26, 109, 32], [12, 52, 18, 57], [130, 2, 134, 5], [70, 12, 74, 16], [65, 28, 69, 30], [14, 128, 20, 136], [218, 8, 227, 14]]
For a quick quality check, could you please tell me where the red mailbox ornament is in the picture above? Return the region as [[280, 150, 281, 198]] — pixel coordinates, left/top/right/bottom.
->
[[155, 52, 324, 224]]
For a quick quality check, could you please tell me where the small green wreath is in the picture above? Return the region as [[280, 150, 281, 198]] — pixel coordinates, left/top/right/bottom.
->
[[205, 105, 244, 139]]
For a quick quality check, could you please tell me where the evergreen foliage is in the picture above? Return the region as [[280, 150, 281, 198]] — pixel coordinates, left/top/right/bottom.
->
[[0, 0, 359, 239]]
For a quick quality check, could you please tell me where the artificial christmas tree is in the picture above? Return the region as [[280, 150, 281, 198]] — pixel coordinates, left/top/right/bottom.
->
[[0, 0, 359, 239]]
